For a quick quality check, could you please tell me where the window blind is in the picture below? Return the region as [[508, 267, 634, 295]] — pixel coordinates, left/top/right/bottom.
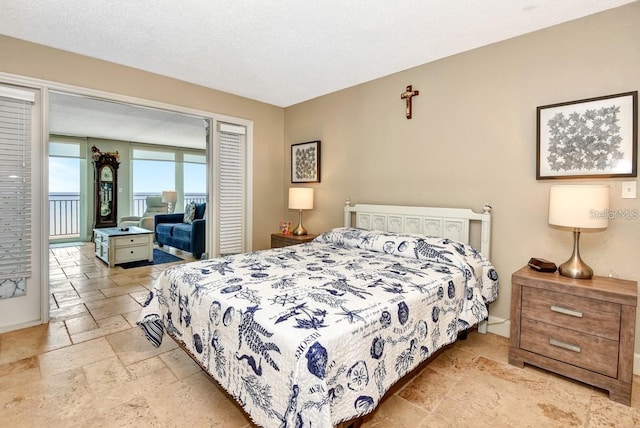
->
[[131, 146, 176, 161], [0, 86, 35, 299], [218, 123, 246, 256], [183, 152, 206, 164], [131, 145, 205, 163], [49, 136, 87, 159]]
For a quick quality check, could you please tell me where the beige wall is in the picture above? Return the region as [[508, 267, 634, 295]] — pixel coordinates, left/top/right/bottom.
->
[[0, 35, 284, 250], [284, 3, 640, 342]]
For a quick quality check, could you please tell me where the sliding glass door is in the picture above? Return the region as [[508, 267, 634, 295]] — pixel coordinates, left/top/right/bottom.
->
[[184, 152, 206, 206], [49, 137, 88, 242], [131, 147, 176, 216], [131, 145, 205, 215]]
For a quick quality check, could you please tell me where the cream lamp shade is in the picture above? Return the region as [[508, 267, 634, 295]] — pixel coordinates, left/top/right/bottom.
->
[[548, 185, 609, 229], [289, 187, 314, 235], [548, 184, 609, 279], [162, 190, 178, 213], [288, 188, 314, 210]]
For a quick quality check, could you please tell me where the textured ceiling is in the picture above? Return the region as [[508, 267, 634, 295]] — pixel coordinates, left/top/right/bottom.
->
[[1, 0, 635, 107]]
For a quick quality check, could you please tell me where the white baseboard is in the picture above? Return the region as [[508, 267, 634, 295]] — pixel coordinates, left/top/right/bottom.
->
[[485, 315, 510, 338], [0, 319, 43, 334]]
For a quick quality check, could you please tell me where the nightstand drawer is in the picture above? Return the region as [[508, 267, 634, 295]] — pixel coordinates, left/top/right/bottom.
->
[[115, 245, 150, 262], [271, 236, 292, 248], [271, 233, 317, 248], [113, 234, 150, 247], [522, 287, 621, 340], [520, 318, 619, 378]]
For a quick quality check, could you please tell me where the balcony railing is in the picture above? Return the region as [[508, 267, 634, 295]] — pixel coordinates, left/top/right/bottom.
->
[[49, 193, 80, 239], [132, 193, 207, 216], [49, 193, 206, 240]]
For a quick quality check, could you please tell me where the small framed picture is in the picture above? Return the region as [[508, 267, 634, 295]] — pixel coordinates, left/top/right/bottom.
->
[[537, 91, 637, 179], [291, 140, 321, 183]]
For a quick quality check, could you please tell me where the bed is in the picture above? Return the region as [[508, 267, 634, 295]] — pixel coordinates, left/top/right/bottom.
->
[[137, 202, 499, 427]]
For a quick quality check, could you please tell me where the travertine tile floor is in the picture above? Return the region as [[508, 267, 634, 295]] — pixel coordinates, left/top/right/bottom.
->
[[1, 244, 640, 427]]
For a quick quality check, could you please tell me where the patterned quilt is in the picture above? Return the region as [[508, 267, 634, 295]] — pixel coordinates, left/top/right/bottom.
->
[[137, 228, 499, 427]]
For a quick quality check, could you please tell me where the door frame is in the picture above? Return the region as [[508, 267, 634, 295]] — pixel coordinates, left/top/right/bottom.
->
[[0, 71, 253, 332]]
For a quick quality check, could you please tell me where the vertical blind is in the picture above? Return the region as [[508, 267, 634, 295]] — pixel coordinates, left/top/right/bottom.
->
[[218, 123, 246, 256], [0, 86, 35, 299]]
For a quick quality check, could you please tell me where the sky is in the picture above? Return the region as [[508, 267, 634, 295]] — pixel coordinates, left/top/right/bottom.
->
[[49, 158, 206, 194]]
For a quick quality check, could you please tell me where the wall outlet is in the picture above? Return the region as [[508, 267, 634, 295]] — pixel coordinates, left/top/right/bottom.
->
[[622, 181, 636, 199]]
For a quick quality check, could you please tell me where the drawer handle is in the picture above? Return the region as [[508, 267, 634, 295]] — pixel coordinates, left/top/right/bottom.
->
[[549, 338, 581, 353], [550, 305, 583, 318]]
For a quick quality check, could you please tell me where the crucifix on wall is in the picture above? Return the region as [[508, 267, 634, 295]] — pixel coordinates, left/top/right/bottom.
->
[[400, 85, 419, 119]]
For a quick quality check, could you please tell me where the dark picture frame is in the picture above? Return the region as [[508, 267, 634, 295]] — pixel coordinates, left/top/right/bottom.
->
[[291, 140, 321, 183], [536, 91, 638, 179]]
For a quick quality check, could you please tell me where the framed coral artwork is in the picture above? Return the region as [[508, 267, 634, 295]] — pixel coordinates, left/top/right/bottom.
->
[[536, 91, 637, 179], [291, 140, 321, 183]]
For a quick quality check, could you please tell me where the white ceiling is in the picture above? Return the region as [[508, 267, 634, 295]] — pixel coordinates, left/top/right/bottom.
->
[[1, 0, 635, 108]]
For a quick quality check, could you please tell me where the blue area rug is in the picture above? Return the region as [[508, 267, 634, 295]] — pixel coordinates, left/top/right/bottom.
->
[[119, 248, 183, 269]]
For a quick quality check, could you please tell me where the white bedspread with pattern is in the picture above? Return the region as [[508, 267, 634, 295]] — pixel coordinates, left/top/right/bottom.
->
[[137, 228, 499, 427]]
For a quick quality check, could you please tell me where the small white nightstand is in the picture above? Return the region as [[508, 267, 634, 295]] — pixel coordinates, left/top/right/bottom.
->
[[94, 227, 154, 267]]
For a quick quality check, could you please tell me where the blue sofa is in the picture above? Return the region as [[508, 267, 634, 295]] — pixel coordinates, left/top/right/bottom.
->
[[154, 202, 206, 259]]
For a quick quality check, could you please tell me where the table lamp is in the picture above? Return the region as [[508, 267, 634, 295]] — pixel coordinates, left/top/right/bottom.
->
[[548, 184, 609, 279], [162, 190, 178, 213], [289, 187, 314, 236]]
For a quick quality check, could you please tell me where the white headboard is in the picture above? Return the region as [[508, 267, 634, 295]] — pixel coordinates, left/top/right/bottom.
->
[[344, 200, 492, 258]]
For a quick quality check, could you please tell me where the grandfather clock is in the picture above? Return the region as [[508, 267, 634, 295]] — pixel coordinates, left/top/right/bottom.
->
[[92, 146, 120, 228]]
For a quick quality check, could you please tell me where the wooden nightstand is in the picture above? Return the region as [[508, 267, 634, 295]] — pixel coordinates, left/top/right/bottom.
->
[[271, 233, 317, 248], [509, 266, 637, 405]]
